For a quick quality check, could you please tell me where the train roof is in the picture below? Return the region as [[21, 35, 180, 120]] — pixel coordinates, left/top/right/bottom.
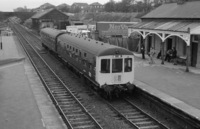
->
[[58, 33, 133, 57], [40, 28, 63, 38]]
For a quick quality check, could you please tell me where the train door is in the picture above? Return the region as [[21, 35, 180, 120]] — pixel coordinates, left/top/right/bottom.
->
[[96, 56, 112, 86]]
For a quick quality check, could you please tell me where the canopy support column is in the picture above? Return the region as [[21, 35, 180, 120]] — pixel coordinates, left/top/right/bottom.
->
[[142, 38, 146, 59], [161, 41, 165, 65], [185, 28, 191, 72]]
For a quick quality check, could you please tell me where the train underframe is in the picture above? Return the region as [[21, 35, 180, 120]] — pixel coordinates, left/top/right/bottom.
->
[[100, 83, 135, 99]]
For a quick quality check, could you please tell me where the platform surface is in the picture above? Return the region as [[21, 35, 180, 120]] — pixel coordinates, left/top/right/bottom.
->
[[0, 35, 67, 129], [134, 53, 200, 121]]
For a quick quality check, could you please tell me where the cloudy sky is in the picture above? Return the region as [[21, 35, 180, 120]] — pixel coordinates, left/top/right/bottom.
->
[[0, 0, 121, 12]]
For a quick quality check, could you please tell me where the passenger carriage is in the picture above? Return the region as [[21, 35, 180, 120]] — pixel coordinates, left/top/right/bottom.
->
[[40, 28, 135, 98]]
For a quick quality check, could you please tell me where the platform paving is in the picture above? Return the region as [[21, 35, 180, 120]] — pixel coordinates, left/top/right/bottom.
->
[[134, 52, 200, 121], [0, 35, 67, 129]]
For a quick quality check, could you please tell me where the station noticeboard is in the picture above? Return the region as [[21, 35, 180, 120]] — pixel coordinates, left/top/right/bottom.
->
[[96, 22, 138, 37]]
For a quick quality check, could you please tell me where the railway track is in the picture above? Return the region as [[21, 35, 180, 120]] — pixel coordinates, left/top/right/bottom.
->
[[10, 22, 103, 129], [107, 98, 168, 129]]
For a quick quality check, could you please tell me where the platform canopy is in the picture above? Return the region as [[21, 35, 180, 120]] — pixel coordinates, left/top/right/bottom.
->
[[128, 20, 200, 46]]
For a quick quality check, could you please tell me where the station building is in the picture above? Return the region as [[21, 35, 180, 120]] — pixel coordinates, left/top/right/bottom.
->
[[31, 8, 70, 31], [128, 0, 200, 68], [96, 21, 139, 51]]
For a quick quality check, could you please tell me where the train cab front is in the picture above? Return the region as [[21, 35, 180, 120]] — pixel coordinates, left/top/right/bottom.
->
[[96, 54, 135, 99]]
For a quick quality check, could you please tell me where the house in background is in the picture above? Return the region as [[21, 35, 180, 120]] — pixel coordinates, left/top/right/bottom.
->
[[88, 2, 104, 13], [128, 0, 200, 69], [71, 3, 88, 13], [31, 8, 70, 31]]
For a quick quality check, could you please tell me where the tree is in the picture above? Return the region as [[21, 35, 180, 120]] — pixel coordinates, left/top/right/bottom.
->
[[104, 0, 116, 12], [13, 6, 29, 12]]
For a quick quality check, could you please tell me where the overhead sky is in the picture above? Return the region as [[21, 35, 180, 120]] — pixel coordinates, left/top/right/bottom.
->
[[0, 0, 122, 12]]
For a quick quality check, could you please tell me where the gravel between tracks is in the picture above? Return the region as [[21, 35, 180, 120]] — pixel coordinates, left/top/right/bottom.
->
[[40, 50, 133, 129]]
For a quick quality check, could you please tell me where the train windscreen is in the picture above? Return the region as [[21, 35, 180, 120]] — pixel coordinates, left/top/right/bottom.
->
[[101, 59, 110, 73], [112, 59, 122, 73]]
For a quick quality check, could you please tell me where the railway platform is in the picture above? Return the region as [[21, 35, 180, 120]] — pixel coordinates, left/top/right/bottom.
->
[[0, 35, 67, 129], [134, 52, 200, 122], [1, 32, 200, 128]]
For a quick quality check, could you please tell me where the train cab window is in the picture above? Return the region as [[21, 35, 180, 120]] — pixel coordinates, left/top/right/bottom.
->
[[124, 58, 132, 72], [112, 59, 122, 73], [101, 59, 110, 73]]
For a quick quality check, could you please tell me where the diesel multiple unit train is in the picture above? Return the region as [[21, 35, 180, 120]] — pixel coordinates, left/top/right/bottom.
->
[[40, 28, 135, 98]]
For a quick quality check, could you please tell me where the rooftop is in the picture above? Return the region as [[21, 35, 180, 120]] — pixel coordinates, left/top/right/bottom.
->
[[143, 1, 200, 19]]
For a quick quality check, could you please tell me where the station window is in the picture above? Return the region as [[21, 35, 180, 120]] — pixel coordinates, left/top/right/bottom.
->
[[101, 59, 110, 73], [112, 59, 122, 73], [124, 58, 132, 72], [192, 35, 199, 42]]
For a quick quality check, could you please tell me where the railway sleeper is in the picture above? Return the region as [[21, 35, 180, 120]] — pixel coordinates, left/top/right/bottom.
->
[[72, 124, 96, 129], [135, 121, 156, 126], [126, 114, 145, 119], [130, 117, 149, 122], [137, 125, 160, 129], [63, 109, 82, 113], [66, 113, 88, 118], [62, 106, 81, 111]]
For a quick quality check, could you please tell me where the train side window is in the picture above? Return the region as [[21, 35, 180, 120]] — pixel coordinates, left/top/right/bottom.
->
[[88, 63, 92, 70], [83, 60, 87, 67], [67, 45, 69, 49], [79, 51, 82, 57], [70, 46, 71, 50], [84, 52, 87, 58], [124, 58, 132, 72], [101, 59, 110, 73], [76, 49, 78, 53], [112, 59, 122, 73]]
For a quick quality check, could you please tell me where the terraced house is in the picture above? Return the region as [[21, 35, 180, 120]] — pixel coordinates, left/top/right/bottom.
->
[[129, 0, 200, 69]]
